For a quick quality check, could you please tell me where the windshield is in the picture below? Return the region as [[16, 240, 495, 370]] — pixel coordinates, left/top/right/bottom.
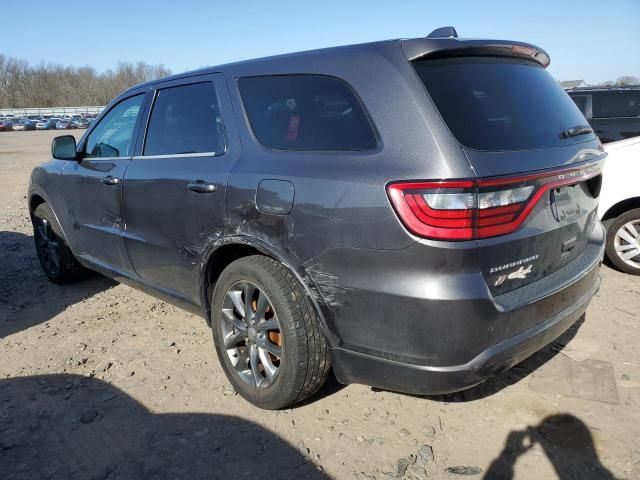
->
[[413, 56, 595, 151]]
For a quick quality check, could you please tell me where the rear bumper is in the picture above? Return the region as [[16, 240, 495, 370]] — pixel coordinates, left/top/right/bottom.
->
[[322, 226, 604, 395], [331, 269, 598, 395]]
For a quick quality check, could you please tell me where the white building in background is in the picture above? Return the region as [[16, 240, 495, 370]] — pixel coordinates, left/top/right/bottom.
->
[[560, 80, 586, 89]]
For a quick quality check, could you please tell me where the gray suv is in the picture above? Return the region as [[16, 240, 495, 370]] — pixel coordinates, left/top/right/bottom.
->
[[28, 28, 605, 409]]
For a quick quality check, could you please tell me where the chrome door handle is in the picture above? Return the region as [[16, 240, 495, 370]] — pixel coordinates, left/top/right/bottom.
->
[[102, 175, 120, 185], [187, 180, 217, 193]]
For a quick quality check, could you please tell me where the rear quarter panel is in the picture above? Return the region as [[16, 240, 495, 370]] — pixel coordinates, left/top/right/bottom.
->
[[222, 41, 474, 254], [221, 42, 476, 345]]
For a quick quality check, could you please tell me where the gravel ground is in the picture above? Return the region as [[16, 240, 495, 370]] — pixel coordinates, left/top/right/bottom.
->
[[1, 130, 639, 479]]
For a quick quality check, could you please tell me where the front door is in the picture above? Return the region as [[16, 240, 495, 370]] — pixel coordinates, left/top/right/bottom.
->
[[122, 74, 240, 303], [61, 92, 146, 272]]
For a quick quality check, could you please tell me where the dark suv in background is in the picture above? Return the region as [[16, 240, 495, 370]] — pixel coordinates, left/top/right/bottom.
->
[[568, 86, 640, 143], [28, 28, 605, 409]]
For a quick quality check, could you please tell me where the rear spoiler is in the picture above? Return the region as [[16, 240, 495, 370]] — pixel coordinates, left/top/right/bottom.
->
[[402, 38, 550, 68]]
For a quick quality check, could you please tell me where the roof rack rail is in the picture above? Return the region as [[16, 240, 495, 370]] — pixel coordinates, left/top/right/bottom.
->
[[426, 26, 458, 39]]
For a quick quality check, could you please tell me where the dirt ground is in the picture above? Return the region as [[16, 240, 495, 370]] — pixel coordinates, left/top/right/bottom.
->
[[1, 130, 639, 480]]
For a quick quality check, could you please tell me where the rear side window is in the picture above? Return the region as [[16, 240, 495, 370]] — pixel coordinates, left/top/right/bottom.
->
[[413, 57, 595, 151], [592, 91, 640, 118], [239, 75, 377, 151], [144, 82, 225, 156]]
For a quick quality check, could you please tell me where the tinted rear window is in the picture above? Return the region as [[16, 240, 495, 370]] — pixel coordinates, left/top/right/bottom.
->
[[592, 91, 640, 118], [413, 57, 595, 151], [239, 75, 377, 151]]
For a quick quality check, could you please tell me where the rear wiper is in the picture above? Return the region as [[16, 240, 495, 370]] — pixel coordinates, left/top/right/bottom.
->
[[559, 124, 593, 139]]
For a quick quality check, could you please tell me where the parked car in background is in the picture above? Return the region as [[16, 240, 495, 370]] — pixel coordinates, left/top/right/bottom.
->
[[72, 118, 89, 129], [55, 119, 74, 130], [12, 119, 36, 131], [0, 120, 14, 131], [599, 136, 640, 274], [28, 29, 605, 409], [568, 86, 640, 143], [36, 119, 58, 130]]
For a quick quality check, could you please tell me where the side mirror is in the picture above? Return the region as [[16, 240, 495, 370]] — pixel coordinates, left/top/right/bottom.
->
[[51, 135, 78, 161]]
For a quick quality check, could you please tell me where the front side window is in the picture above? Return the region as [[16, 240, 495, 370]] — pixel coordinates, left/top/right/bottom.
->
[[143, 82, 226, 156], [239, 75, 377, 151], [85, 94, 144, 158], [592, 91, 640, 119]]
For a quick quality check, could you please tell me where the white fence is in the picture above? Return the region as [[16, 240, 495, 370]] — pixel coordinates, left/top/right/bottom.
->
[[0, 106, 105, 117]]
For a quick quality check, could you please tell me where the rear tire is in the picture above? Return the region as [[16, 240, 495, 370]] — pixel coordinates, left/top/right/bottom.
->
[[32, 203, 84, 284], [605, 208, 640, 275], [211, 255, 331, 409]]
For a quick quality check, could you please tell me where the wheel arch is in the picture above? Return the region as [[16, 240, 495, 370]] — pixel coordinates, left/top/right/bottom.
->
[[601, 196, 640, 222], [28, 190, 67, 235], [198, 236, 336, 345], [29, 193, 47, 214]]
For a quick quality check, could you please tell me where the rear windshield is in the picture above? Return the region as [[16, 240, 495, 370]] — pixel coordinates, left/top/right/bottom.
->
[[413, 57, 595, 151]]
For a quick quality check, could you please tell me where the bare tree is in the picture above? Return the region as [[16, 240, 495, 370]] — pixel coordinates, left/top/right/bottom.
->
[[615, 75, 640, 86], [0, 54, 171, 108]]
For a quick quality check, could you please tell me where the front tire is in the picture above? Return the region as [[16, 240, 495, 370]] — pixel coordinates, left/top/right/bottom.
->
[[32, 203, 84, 284], [605, 208, 640, 275], [211, 255, 331, 409]]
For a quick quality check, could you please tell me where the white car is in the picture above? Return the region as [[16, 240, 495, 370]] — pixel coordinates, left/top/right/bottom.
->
[[599, 136, 640, 274]]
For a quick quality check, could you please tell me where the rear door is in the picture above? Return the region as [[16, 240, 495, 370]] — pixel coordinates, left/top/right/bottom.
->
[[61, 92, 146, 272], [122, 74, 240, 303], [412, 56, 604, 295]]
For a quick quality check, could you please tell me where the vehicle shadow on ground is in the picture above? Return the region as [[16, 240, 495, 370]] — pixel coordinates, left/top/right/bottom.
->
[[0, 231, 116, 339], [0, 374, 328, 479], [484, 413, 616, 479]]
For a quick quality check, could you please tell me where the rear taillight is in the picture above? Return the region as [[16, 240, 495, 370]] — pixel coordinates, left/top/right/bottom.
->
[[387, 163, 601, 240]]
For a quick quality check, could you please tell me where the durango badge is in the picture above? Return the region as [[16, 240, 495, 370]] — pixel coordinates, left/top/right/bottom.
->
[[494, 264, 534, 287]]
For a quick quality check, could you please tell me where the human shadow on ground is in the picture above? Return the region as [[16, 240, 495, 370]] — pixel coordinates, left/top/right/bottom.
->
[[0, 231, 115, 339], [0, 374, 328, 479], [484, 414, 616, 479]]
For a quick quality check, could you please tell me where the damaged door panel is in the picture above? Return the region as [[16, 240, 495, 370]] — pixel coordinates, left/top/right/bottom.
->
[[122, 74, 241, 303], [60, 92, 146, 272]]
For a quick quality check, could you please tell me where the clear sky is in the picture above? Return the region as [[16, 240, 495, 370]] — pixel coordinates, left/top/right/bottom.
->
[[4, 0, 640, 84]]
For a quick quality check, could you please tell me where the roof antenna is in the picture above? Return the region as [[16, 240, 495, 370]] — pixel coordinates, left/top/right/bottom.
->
[[426, 26, 458, 39]]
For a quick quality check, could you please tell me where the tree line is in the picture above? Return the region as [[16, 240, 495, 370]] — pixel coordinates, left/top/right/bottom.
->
[[593, 76, 640, 87], [1, 52, 637, 109], [0, 54, 172, 108]]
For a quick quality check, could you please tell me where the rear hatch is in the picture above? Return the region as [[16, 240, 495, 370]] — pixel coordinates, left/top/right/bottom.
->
[[408, 48, 604, 295]]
